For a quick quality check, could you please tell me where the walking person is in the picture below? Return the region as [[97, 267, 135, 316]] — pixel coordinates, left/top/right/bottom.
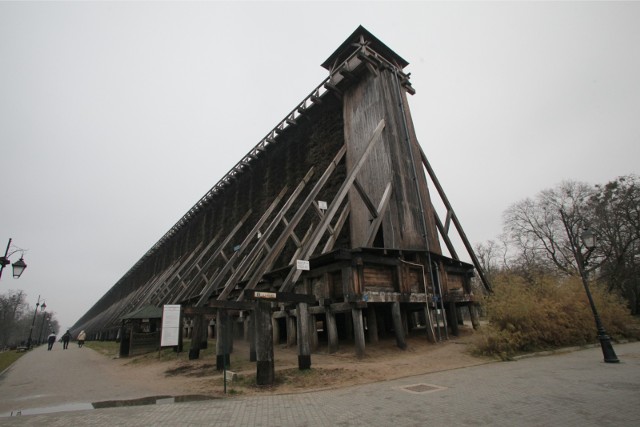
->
[[47, 332, 56, 351], [77, 330, 86, 348], [62, 330, 71, 349]]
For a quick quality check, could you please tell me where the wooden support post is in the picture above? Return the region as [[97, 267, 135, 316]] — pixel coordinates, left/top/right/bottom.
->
[[391, 302, 407, 350], [345, 311, 354, 340], [457, 306, 465, 326], [272, 316, 280, 347], [352, 308, 366, 358], [297, 302, 311, 370], [200, 316, 209, 349], [309, 314, 319, 352], [469, 304, 481, 330], [248, 314, 256, 362], [189, 314, 202, 360], [401, 308, 409, 335], [216, 309, 230, 371], [326, 308, 339, 353], [286, 313, 297, 347], [255, 300, 275, 386], [177, 309, 184, 353], [244, 315, 250, 342], [423, 306, 437, 344], [366, 306, 379, 344], [447, 302, 459, 337]]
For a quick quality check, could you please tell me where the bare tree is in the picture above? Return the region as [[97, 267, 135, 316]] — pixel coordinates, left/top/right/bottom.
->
[[503, 180, 595, 277], [590, 175, 640, 314], [0, 289, 27, 347]]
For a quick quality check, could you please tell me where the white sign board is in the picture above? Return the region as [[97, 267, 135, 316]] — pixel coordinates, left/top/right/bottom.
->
[[161, 304, 181, 347], [318, 200, 328, 210], [296, 259, 310, 271]]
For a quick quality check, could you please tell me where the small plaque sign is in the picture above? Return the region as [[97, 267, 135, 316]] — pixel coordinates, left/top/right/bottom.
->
[[254, 291, 277, 299], [296, 260, 310, 271]]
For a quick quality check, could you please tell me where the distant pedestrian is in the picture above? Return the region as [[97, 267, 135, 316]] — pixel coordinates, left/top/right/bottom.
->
[[47, 332, 56, 351], [77, 330, 86, 348], [62, 330, 71, 349]]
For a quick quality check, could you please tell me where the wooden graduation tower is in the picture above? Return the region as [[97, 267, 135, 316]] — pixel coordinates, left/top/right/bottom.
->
[[72, 27, 487, 384]]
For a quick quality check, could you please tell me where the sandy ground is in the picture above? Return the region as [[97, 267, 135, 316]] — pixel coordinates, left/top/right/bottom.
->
[[115, 325, 494, 397], [0, 325, 495, 414]]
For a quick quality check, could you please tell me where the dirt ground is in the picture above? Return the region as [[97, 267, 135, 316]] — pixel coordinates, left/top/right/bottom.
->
[[108, 325, 495, 397]]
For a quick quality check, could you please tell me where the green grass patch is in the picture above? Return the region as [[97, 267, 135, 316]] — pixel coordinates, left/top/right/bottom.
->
[[0, 350, 25, 373], [85, 340, 120, 357]]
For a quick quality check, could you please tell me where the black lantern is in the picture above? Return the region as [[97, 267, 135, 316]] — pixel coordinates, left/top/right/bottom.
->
[[12, 257, 27, 278]]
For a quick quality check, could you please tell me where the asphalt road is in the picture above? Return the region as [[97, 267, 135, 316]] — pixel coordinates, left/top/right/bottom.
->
[[1, 340, 639, 426]]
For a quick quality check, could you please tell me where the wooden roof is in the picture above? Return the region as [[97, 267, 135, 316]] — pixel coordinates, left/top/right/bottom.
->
[[321, 25, 409, 71], [121, 304, 162, 320]]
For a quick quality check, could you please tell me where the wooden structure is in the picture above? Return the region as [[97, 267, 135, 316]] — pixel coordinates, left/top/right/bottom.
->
[[71, 27, 488, 383], [119, 305, 162, 357]]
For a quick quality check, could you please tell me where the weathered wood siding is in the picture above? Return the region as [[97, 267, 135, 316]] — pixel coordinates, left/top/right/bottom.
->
[[343, 69, 441, 253]]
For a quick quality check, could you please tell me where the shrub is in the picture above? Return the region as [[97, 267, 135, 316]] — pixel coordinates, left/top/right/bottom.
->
[[474, 273, 640, 359]]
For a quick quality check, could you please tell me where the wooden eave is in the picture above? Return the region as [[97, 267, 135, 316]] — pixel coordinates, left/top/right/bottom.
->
[[321, 25, 409, 71]]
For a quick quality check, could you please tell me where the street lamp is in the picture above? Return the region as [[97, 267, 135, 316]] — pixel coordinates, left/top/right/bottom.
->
[[577, 227, 619, 363], [27, 295, 42, 349], [37, 302, 47, 345], [0, 238, 28, 280]]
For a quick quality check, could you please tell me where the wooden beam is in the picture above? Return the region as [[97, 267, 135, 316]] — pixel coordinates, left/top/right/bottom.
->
[[365, 182, 393, 247], [434, 211, 460, 261], [418, 145, 491, 292], [240, 145, 348, 298], [216, 168, 316, 301], [255, 300, 275, 385], [195, 188, 287, 307], [243, 289, 316, 304], [279, 119, 386, 293], [322, 202, 350, 253], [353, 178, 379, 219]]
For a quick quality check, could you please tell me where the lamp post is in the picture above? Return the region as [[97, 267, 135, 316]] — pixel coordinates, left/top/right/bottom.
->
[[27, 295, 41, 349], [37, 302, 47, 345], [0, 238, 28, 280], [575, 227, 619, 363]]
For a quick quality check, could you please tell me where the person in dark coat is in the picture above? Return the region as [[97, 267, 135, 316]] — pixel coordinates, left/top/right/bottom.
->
[[61, 330, 71, 349], [47, 332, 56, 351]]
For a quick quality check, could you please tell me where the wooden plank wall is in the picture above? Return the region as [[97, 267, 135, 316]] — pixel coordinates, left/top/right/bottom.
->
[[343, 69, 441, 253]]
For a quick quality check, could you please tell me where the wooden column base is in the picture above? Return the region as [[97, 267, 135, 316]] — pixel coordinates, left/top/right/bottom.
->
[[256, 361, 275, 385], [298, 355, 311, 370], [216, 354, 229, 371]]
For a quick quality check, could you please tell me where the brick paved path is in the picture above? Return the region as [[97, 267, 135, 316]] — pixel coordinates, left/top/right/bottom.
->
[[1, 341, 639, 426]]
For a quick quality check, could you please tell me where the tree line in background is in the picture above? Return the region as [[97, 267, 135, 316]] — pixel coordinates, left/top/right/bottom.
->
[[0, 290, 60, 349], [474, 174, 640, 357]]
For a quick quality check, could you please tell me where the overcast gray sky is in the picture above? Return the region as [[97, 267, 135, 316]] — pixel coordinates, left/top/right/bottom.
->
[[1, 1, 639, 331]]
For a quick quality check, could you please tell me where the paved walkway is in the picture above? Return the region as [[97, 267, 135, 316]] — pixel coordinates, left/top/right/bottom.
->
[[1, 341, 639, 426]]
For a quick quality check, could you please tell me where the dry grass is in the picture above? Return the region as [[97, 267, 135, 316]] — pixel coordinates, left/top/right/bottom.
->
[[474, 274, 640, 359]]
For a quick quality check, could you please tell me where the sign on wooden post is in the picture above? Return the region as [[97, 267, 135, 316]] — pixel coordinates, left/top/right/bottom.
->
[[160, 304, 181, 347]]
